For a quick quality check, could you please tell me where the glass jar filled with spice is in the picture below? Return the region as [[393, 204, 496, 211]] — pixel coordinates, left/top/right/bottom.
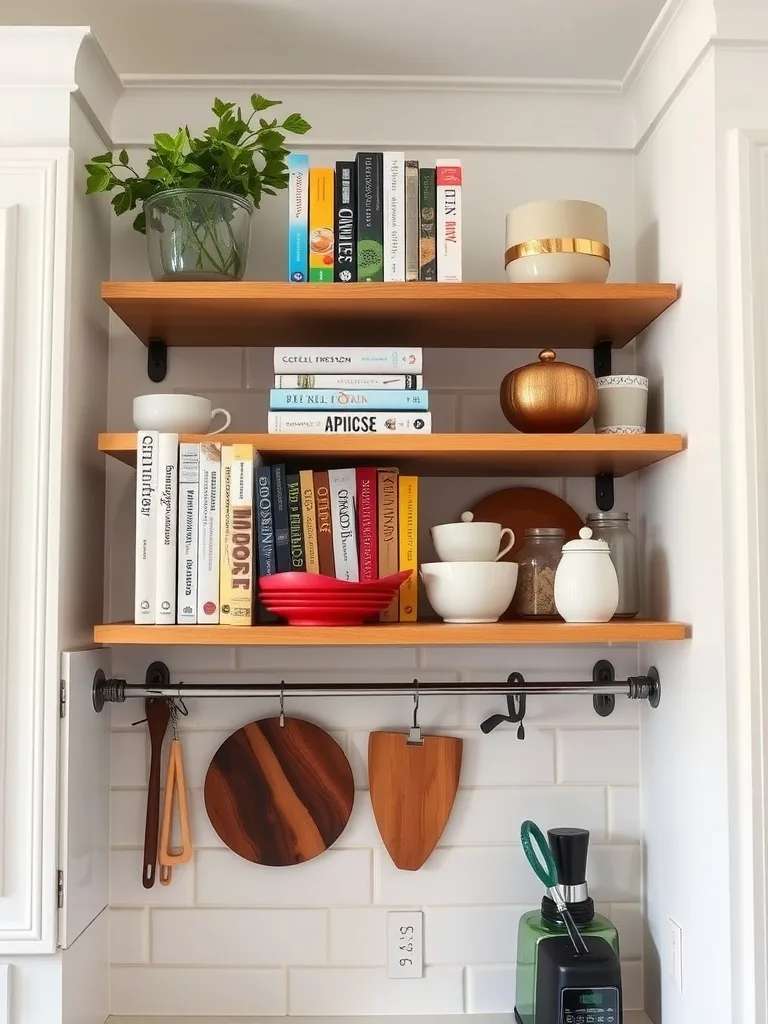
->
[[513, 527, 565, 619]]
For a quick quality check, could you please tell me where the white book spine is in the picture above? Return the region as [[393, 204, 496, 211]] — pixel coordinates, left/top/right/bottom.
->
[[329, 468, 359, 582], [268, 411, 431, 435], [197, 441, 221, 624], [273, 347, 422, 374], [155, 433, 179, 625], [177, 443, 199, 624], [134, 430, 159, 624], [436, 159, 463, 283], [274, 374, 423, 390], [383, 152, 406, 282]]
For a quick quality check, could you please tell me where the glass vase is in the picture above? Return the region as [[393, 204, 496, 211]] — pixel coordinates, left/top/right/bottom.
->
[[144, 188, 252, 282]]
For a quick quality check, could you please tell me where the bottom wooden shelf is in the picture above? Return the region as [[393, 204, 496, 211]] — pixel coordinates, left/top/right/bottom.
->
[[93, 621, 687, 646]]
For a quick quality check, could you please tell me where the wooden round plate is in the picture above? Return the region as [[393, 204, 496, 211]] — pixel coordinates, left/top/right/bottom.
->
[[204, 718, 355, 866]]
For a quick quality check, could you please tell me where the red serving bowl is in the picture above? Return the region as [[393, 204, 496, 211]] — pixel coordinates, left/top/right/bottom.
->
[[261, 601, 388, 626], [259, 569, 411, 594]]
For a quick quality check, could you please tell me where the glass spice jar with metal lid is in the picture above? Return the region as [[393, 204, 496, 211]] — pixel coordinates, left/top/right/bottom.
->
[[513, 528, 565, 619], [585, 511, 639, 618]]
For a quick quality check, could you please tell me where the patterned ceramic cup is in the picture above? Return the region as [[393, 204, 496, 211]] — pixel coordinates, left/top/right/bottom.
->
[[594, 375, 649, 434]]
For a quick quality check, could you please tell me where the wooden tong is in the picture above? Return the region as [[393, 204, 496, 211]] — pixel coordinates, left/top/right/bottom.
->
[[143, 698, 171, 888], [158, 703, 192, 885]]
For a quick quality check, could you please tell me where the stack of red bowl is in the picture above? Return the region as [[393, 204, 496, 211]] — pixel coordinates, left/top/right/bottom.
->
[[259, 570, 412, 626]]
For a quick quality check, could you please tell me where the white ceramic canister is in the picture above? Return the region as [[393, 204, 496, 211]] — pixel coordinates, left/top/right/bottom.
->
[[505, 199, 610, 284], [553, 527, 619, 623], [594, 375, 649, 435]]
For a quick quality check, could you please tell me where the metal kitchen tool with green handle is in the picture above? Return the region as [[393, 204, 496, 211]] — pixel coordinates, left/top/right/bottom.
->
[[520, 819, 589, 956]]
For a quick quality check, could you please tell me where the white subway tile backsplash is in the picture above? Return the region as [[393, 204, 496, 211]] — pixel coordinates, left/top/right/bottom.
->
[[110, 965, 286, 1016], [557, 729, 639, 785], [465, 964, 517, 1013], [425, 907, 521, 965], [622, 961, 644, 1010], [588, 845, 642, 901], [608, 786, 641, 841], [237, 646, 418, 671], [609, 903, 643, 960], [329, 908, 387, 966], [111, 849, 194, 906], [288, 967, 464, 1015], [111, 730, 147, 788], [151, 908, 327, 966], [458, 729, 556, 787], [458, 393, 515, 433], [334, 799, 382, 848], [109, 908, 148, 964], [197, 848, 372, 906]]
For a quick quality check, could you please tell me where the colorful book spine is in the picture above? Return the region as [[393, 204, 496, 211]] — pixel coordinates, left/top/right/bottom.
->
[[134, 430, 159, 624], [219, 445, 234, 620], [197, 441, 221, 623], [314, 471, 336, 577], [334, 160, 357, 283], [357, 468, 378, 583], [272, 463, 291, 572], [268, 411, 431, 435], [255, 465, 276, 578], [436, 159, 463, 283], [275, 374, 422, 390], [287, 153, 309, 283], [398, 475, 418, 622], [221, 444, 254, 625], [155, 432, 178, 626], [383, 151, 405, 282], [405, 159, 420, 282], [269, 389, 429, 411], [300, 469, 320, 574], [356, 152, 384, 282], [309, 167, 334, 283], [177, 443, 199, 624], [377, 468, 399, 622], [274, 347, 423, 373], [329, 468, 359, 581], [419, 168, 437, 282], [287, 473, 306, 571]]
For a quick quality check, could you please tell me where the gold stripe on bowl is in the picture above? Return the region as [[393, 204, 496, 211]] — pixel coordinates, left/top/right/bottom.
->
[[504, 237, 611, 267]]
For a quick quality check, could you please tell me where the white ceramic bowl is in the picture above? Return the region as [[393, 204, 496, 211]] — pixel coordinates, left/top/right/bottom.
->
[[505, 199, 610, 284], [420, 561, 519, 623], [133, 394, 231, 434], [430, 521, 514, 562]]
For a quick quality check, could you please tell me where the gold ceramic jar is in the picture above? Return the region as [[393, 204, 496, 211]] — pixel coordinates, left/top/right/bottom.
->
[[500, 349, 597, 433]]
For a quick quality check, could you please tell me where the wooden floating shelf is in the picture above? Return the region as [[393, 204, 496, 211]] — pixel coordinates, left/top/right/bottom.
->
[[93, 621, 687, 646], [102, 281, 679, 349], [100, 432, 684, 477]]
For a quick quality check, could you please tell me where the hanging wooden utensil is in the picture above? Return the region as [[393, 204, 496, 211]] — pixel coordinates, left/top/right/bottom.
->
[[158, 705, 193, 886], [368, 691, 463, 871], [143, 698, 171, 889], [204, 716, 354, 866]]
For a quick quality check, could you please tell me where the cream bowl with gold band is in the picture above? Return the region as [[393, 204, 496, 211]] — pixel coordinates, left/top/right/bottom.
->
[[505, 199, 610, 283]]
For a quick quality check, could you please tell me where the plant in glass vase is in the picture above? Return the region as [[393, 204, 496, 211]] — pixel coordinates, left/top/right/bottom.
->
[[85, 96, 311, 281]]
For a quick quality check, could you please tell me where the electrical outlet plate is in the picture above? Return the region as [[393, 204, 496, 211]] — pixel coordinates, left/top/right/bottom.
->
[[387, 911, 423, 979], [669, 918, 683, 992]]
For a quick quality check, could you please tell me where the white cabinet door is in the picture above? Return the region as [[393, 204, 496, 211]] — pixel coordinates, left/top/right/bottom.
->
[[59, 651, 111, 949], [0, 151, 70, 952]]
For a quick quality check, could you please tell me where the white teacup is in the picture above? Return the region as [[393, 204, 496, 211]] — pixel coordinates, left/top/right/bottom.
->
[[420, 561, 519, 623], [431, 512, 514, 563], [133, 394, 232, 434]]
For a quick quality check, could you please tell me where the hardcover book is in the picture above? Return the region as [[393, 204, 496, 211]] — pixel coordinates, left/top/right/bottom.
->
[[436, 159, 463, 282], [272, 463, 291, 572], [268, 411, 432, 435], [419, 168, 437, 281], [329, 468, 359, 581], [334, 160, 357, 282], [134, 430, 159, 624], [275, 374, 423, 390], [314, 471, 336, 577], [355, 152, 384, 281], [356, 467, 378, 583], [286, 472, 306, 571], [155, 432, 179, 626], [177, 443, 199, 624], [219, 445, 234, 621], [383, 152, 405, 282], [274, 347, 423, 374], [309, 167, 334, 282], [197, 441, 221, 623], [398, 475, 418, 622], [221, 444, 255, 626], [287, 153, 309, 282], [405, 159, 420, 282], [377, 467, 399, 622], [269, 389, 429, 411], [255, 463, 277, 623], [300, 469, 320, 573]]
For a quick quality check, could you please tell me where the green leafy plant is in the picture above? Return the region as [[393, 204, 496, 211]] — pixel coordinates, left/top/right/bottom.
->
[[86, 94, 310, 233]]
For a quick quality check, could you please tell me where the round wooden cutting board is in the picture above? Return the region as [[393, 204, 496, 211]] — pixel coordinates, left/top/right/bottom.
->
[[470, 486, 583, 561], [204, 717, 355, 866]]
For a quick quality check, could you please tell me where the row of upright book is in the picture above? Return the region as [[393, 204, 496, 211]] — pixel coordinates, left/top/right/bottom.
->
[[287, 153, 462, 284], [268, 346, 432, 434], [134, 433, 419, 625]]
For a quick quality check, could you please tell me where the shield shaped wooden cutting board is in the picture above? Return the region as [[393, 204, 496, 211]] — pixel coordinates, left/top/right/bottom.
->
[[368, 732, 463, 871]]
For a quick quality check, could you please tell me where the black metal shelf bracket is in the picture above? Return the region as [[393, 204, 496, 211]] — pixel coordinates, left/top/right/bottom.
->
[[147, 337, 167, 383], [593, 338, 614, 510]]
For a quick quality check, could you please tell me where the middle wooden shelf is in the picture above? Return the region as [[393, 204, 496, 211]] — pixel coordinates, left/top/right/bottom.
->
[[100, 431, 684, 477]]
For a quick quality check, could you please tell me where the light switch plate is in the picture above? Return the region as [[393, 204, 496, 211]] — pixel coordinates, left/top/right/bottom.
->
[[387, 911, 423, 979], [669, 918, 683, 992]]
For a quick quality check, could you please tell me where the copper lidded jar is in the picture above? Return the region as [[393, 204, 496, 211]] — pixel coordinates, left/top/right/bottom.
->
[[499, 349, 597, 433]]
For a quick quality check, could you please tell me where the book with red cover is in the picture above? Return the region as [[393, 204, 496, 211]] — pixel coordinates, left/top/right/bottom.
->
[[356, 467, 378, 582], [314, 470, 336, 577]]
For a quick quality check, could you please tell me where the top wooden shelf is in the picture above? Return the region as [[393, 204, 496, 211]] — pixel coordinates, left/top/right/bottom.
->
[[101, 281, 679, 350]]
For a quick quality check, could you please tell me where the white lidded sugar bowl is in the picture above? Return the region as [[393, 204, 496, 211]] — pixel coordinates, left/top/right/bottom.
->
[[554, 527, 619, 623]]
